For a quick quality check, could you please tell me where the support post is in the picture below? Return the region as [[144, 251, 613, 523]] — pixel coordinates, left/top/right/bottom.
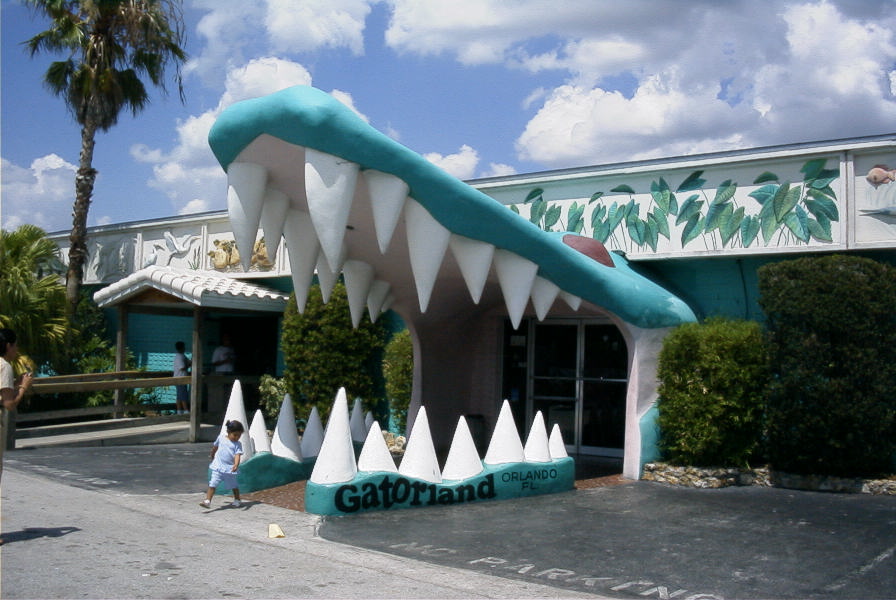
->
[[113, 306, 128, 418], [189, 307, 203, 442]]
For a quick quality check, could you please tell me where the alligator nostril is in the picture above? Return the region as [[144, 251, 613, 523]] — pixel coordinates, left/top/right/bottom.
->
[[562, 234, 615, 268]]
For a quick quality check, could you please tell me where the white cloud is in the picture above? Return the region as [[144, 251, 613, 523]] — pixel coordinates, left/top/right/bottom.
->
[[187, 0, 371, 87], [1, 154, 76, 232], [750, 1, 896, 141], [385, 1, 709, 68], [516, 78, 750, 166], [133, 57, 371, 216], [180, 198, 211, 215], [480, 163, 517, 178], [514, 1, 896, 168], [217, 57, 313, 110], [265, 0, 371, 55], [329, 89, 370, 123], [423, 144, 480, 179]]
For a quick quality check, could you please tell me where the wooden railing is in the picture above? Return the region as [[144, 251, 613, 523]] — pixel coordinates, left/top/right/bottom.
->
[[20, 370, 191, 423]]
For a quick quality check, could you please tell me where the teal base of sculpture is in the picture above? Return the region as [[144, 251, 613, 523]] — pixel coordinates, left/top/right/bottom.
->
[[305, 457, 575, 516], [212, 453, 317, 494]]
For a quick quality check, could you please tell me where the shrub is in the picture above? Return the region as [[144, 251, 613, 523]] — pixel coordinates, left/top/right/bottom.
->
[[281, 282, 387, 423], [657, 317, 768, 467], [383, 329, 413, 433], [758, 254, 896, 477], [257, 374, 288, 422]]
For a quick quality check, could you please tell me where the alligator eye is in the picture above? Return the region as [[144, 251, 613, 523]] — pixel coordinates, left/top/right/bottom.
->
[[562, 235, 615, 268]]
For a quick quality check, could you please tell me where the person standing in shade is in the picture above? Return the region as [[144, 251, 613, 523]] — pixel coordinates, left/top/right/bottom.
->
[[211, 333, 235, 374], [173, 341, 191, 414]]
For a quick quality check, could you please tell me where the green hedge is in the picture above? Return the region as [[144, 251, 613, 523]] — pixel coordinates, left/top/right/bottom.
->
[[657, 317, 768, 467], [383, 329, 413, 433], [281, 282, 387, 423], [758, 254, 896, 477]]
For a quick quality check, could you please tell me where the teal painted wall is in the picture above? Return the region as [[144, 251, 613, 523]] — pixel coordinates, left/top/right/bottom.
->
[[640, 250, 896, 323], [128, 313, 195, 405]]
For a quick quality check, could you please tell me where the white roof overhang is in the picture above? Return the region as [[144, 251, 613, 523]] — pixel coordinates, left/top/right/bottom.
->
[[93, 266, 289, 313]]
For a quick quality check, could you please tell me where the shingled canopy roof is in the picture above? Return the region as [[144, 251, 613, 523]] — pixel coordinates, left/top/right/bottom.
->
[[93, 266, 289, 313]]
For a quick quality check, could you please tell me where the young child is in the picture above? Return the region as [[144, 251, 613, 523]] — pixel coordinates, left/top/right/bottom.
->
[[200, 420, 244, 508]]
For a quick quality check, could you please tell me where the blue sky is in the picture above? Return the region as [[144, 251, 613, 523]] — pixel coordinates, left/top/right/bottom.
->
[[2, 0, 895, 234]]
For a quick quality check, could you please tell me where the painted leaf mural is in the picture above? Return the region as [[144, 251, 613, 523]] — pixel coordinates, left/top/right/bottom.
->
[[514, 159, 840, 253]]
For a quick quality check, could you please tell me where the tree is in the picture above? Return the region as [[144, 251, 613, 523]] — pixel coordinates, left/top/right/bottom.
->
[[24, 0, 186, 320], [758, 254, 896, 477], [0, 225, 68, 368], [281, 282, 388, 423], [383, 329, 413, 433]]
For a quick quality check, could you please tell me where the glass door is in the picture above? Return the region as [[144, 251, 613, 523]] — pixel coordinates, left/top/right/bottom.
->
[[531, 323, 578, 448], [529, 321, 628, 456]]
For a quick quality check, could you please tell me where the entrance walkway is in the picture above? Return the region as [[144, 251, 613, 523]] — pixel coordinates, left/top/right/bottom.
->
[[3, 444, 894, 599]]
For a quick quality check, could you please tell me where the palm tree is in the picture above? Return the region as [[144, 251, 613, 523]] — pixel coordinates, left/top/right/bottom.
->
[[0, 225, 68, 366], [24, 0, 187, 320]]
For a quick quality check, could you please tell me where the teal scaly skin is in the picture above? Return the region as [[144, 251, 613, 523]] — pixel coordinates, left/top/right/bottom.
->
[[208, 85, 695, 330]]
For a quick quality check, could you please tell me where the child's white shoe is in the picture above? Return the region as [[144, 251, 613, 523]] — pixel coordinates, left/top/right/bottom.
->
[[199, 499, 211, 508], [230, 500, 242, 508]]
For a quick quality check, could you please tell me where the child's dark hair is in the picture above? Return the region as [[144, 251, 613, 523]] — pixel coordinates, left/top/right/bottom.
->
[[225, 420, 244, 434]]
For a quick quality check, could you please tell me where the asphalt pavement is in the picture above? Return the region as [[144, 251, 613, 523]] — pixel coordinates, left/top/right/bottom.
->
[[2, 443, 895, 599]]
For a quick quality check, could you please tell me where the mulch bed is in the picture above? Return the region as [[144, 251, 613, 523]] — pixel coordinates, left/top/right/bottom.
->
[[243, 474, 629, 513]]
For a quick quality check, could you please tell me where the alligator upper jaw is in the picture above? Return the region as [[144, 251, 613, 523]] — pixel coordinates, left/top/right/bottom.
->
[[226, 133, 585, 328]]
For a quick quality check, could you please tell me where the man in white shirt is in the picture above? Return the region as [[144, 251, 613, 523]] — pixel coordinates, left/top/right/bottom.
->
[[211, 333, 235, 374]]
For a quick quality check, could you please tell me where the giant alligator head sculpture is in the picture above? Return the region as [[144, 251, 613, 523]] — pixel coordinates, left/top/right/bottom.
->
[[208, 85, 696, 478]]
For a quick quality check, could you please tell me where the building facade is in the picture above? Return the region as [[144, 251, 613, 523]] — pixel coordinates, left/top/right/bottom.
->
[[50, 90, 895, 478]]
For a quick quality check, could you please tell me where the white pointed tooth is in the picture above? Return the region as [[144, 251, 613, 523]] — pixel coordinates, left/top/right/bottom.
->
[[531, 277, 560, 321], [560, 291, 582, 311], [343, 260, 375, 329], [271, 393, 303, 462], [301, 406, 324, 458], [524, 410, 551, 463], [226, 162, 267, 271], [315, 247, 345, 304], [367, 280, 391, 322], [483, 399, 525, 465], [405, 199, 450, 313], [249, 409, 272, 454], [363, 169, 409, 254], [441, 416, 484, 481], [364, 411, 374, 429], [357, 421, 398, 473], [305, 148, 359, 272], [283, 209, 320, 313], [398, 406, 442, 483], [380, 294, 395, 314], [494, 249, 538, 330], [449, 235, 495, 304], [310, 388, 357, 484], [221, 379, 254, 460], [259, 188, 289, 260], [548, 423, 569, 459], [349, 397, 368, 443]]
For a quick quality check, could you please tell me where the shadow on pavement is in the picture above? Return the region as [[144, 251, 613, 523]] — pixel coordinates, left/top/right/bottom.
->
[[1, 526, 81, 545]]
